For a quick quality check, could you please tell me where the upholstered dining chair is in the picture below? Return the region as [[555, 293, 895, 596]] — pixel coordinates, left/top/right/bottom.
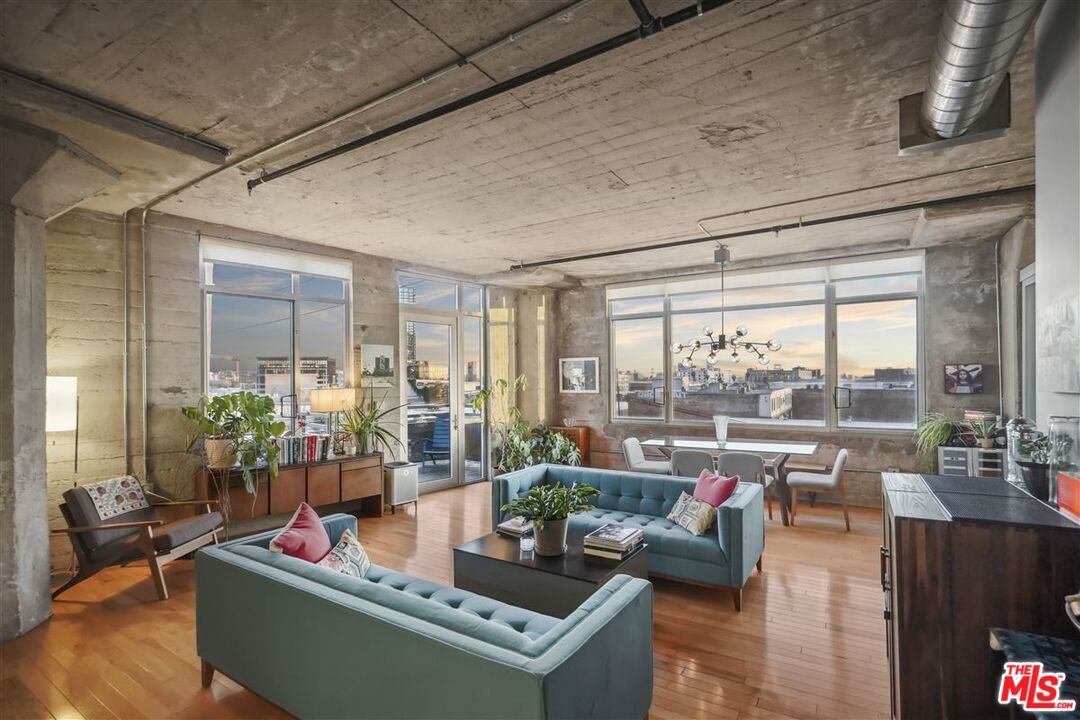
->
[[717, 451, 775, 520], [622, 438, 671, 475], [787, 449, 850, 531], [52, 476, 223, 601], [670, 449, 715, 478]]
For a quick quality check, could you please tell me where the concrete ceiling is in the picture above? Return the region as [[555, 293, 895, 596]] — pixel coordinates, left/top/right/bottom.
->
[[1, 0, 1035, 280]]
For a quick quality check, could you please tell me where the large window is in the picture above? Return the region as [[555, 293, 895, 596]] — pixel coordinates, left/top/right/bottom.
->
[[607, 253, 923, 430], [201, 240, 351, 433]]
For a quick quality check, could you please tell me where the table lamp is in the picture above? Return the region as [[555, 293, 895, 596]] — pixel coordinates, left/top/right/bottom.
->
[[309, 387, 357, 443]]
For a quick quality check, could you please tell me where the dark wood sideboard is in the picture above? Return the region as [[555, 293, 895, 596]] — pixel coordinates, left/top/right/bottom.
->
[[881, 472, 1080, 720], [197, 453, 385, 527], [551, 426, 590, 467]]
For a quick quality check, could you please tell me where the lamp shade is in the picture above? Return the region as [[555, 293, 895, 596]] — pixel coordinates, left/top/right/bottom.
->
[[308, 387, 356, 413], [46, 376, 78, 432]]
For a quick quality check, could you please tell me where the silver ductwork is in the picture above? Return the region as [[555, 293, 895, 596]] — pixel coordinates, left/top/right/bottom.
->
[[921, 0, 1044, 139]]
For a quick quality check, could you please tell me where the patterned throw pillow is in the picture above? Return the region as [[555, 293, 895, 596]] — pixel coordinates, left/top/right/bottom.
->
[[666, 491, 719, 536], [317, 528, 371, 578]]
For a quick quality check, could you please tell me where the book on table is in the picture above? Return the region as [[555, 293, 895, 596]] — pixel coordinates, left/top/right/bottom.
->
[[497, 516, 533, 537], [584, 524, 643, 559]]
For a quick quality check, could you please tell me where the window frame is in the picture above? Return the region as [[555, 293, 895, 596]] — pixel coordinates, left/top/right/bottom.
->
[[199, 238, 353, 430], [607, 252, 925, 433]]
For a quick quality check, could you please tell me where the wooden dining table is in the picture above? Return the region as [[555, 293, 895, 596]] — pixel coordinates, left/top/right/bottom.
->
[[641, 436, 820, 526]]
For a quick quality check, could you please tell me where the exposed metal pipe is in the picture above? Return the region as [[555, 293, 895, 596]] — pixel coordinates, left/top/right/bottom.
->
[[121, 210, 130, 475], [140, 208, 150, 485], [136, 0, 596, 212], [921, 0, 1044, 138], [247, 0, 736, 191], [627, 0, 656, 28], [509, 183, 1035, 269]]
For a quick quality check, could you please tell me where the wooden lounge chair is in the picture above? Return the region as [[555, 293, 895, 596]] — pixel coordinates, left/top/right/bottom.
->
[[52, 477, 223, 601]]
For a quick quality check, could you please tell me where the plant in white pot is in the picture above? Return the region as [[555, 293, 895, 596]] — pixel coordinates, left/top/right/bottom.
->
[[182, 392, 287, 516], [501, 483, 599, 556]]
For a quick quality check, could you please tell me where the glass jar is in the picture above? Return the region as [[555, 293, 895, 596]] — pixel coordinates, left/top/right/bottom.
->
[[1005, 416, 1040, 484], [1047, 415, 1079, 508]]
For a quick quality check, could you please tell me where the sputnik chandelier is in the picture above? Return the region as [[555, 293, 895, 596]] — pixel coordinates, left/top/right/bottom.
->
[[670, 244, 782, 368]]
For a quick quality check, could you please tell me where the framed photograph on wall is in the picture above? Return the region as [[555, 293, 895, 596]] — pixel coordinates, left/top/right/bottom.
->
[[360, 344, 395, 387], [559, 357, 599, 394], [944, 363, 984, 394]]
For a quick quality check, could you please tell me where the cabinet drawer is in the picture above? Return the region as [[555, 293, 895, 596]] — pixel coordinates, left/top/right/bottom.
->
[[307, 464, 341, 506], [342, 467, 381, 501], [270, 468, 307, 515], [341, 456, 381, 473]]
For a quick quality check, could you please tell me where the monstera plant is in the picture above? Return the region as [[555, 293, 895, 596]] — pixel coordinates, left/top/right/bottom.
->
[[182, 392, 287, 496]]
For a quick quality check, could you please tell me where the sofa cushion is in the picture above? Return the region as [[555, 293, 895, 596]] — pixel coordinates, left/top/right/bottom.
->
[[228, 546, 560, 648], [568, 508, 727, 565], [152, 511, 223, 552], [364, 566, 559, 641], [316, 528, 370, 578], [694, 470, 739, 507], [666, 491, 718, 536], [270, 502, 331, 562]]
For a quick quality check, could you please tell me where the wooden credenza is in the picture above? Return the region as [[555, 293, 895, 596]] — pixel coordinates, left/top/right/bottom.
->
[[881, 473, 1080, 719], [551, 426, 590, 467], [197, 453, 385, 526]]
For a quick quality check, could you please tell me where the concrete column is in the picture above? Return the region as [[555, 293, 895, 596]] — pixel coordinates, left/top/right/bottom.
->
[[0, 120, 117, 642]]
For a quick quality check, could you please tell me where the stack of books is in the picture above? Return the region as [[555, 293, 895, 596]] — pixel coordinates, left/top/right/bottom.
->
[[496, 516, 533, 537], [584, 524, 643, 560], [275, 435, 332, 465]]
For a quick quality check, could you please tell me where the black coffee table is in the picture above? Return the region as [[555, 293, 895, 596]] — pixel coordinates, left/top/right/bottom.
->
[[453, 531, 649, 618]]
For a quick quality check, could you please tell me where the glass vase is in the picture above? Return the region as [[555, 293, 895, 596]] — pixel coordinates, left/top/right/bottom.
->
[[1047, 415, 1079, 508]]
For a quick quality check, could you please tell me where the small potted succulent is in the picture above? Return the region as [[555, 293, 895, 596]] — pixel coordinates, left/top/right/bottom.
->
[[501, 483, 599, 556], [967, 416, 1000, 449]]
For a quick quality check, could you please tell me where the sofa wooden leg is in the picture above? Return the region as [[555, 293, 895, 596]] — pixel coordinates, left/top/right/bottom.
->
[[138, 527, 169, 601], [732, 588, 742, 612], [756, 556, 763, 573], [201, 659, 215, 688]]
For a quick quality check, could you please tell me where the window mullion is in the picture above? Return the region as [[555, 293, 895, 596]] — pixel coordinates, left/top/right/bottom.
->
[[663, 296, 672, 424], [825, 281, 838, 431]]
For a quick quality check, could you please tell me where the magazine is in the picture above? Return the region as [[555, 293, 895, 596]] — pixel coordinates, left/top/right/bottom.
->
[[497, 516, 533, 537]]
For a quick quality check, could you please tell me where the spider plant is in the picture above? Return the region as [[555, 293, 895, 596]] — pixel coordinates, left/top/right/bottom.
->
[[914, 413, 961, 460], [340, 391, 406, 456]]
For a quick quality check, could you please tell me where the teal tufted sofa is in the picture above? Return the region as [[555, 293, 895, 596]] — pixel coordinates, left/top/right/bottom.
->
[[493, 465, 764, 610], [196, 514, 653, 719]]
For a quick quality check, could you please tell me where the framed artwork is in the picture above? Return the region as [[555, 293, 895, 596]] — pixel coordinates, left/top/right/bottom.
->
[[360, 344, 395, 387], [560, 357, 599, 394], [944, 363, 984, 394]]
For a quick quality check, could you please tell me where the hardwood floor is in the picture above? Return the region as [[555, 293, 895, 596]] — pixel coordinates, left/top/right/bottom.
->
[[1, 483, 890, 719]]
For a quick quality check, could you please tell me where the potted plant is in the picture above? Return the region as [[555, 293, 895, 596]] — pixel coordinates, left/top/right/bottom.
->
[[966, 416, 999, 449], [473, 376, 582, 474], [914, 413, 961, 461], [501, 482, 599, 556], [340, 391, 406, 456], [182, 392, 287, 513]]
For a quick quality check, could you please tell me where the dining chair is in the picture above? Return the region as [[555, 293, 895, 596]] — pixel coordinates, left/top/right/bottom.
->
[[716, 451, 775, 520], [787, 449, 850, 531], [622, 437, 671, 475], [670, 449, 715, 478]]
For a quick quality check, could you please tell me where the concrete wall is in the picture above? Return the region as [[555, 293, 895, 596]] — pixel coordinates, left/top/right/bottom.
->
[[45, 210, 144, 572], [551, 239, 1012, 507], [42, 211, 405, 572], [1035, 0, 1080, 424]]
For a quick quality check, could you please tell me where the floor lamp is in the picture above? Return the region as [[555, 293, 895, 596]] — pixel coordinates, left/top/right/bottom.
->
[[46, 376, 79, 473]]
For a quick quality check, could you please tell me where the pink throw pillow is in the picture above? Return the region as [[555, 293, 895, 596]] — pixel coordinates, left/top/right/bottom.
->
[[269, 502, 332, 562], [694, 470, 739, 507]]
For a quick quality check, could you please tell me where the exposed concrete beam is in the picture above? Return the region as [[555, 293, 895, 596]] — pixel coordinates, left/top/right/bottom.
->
[[0, 68, 229, 166]]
